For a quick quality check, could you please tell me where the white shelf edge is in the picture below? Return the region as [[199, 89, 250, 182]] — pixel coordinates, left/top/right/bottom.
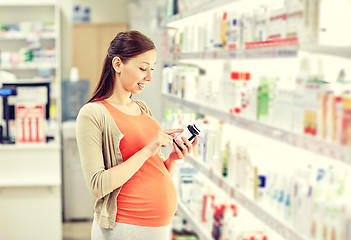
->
[[0, 62, 58, 70], [0, 32, 58, 40], [177, 200, 212, 240], [185, 155, 308, 240], [0, 143, 61, 151], [165, 44, 351, 61], [1, 78, 53, 84], [163, 93, 351, 164], [300, 43, 351, 58], [0, 181, 61, 188], [168, 45, 298, 61]]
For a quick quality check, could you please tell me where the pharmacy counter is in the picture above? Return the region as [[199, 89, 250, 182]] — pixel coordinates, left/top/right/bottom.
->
[[0, 143, 62, 240]]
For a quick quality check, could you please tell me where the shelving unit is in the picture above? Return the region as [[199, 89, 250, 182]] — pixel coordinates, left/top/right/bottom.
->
[[0, 0, 61, 91], [177, 201, 213, 240], [163, 0, 351, 240], [165, 44, 351, 62], [163, 93, 351, 164], [0, 1, 62, 239], [184, 155, 308, 240], [163, 0, 237, 25]]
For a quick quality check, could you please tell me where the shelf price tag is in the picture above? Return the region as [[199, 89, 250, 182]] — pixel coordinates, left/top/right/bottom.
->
[[209, 168, 214, 181], [230, 187, 235, 198], [218, 178, 223, 188], [229, 50, 236, 59], [213, 51, 217, 59]]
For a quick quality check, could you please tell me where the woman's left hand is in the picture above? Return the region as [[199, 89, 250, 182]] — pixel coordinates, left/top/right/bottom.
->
[[169, 136, 199, 161]]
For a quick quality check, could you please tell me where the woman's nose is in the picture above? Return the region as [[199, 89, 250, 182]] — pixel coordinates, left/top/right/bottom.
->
[[145, 70, 152, 81]]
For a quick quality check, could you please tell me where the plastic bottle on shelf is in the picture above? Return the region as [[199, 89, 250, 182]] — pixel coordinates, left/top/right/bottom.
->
[[171, 64, 180, 97], [202, 194, 216, 230], [240, 72, 251, 118], [268, 76, 281, 127], [230, 71, 243, 115], [341, 96, 351, 146], [162, 64, 170, 94], [244, 72, 259, 121], [165, 0, 174, 18], [240, 12, 254, 49], [83, 7, 91, 23], [221, 12, 227, 50], [219, 61, 232, 112], [267, 2, 287, 43], [73, 5, 82, 24], [213, 12, 222, 49], [285, 0, 304, 41], [253, 6, 268, 43], [234, 143, 244, 189], [256, 76, 270, 124], [226, 11, 240, 50], [275, 76, 295, 131], [304, 58, 328, 138], [292, 57, 310, 135], [185, 66, 199, 102]]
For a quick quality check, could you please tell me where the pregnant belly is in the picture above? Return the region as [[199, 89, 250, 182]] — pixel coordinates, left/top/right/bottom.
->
[[116, 156, 178, 227]]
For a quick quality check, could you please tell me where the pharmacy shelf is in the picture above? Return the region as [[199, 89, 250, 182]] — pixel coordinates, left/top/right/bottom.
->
[[177, 201, 212, 240], [184, 155, 308, 240], [300, 43, 351, 59], [163, 93, 351, 164], [168, 45, 298, 61], [0, 62, 57, 70], [167, 44, 351, 62], [163, 0, 237, 26], [0, 32, 57, 40]]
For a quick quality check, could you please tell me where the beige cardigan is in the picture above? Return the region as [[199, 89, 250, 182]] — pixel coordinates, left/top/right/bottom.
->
[[76, 100, 164, 229]]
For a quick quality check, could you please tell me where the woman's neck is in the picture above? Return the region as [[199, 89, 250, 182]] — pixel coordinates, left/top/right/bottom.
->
[[106, 93, 132, 106]]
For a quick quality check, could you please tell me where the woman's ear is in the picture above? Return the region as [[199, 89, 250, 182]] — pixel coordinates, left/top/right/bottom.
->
[[112, 57, 122, 73]]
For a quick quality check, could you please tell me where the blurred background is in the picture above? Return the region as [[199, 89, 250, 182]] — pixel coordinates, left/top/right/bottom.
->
[[0, 0, 350, 240]]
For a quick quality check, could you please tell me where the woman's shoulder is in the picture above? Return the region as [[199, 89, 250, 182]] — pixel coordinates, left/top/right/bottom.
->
[[133, 99, 150, 114], [77, 101, 106, 118]]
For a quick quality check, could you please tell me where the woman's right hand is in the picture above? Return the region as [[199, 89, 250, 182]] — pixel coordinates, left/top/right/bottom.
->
[[144, 129, 183, 156]]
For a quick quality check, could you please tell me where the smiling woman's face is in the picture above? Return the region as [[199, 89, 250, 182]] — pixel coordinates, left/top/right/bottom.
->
[[117, 49, 157, 95]]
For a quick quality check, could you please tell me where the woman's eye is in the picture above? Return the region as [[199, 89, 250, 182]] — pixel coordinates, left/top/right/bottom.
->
[[140, 68, 147, 72]]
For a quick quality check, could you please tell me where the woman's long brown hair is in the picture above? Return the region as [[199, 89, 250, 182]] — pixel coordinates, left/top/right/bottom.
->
[[86, 30, 155, 103]]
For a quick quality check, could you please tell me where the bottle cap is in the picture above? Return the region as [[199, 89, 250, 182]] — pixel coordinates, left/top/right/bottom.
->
[[192, 123, 201, 133]]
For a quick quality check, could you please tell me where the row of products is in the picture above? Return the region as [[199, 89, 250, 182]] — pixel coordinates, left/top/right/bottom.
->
[[161, 58, 351, 146], [164, 110, 351, 240], [165, 0, 209, 18], [163, 0, 351, 54], [174, 162, 270, 240], [0, 47, 56, 66], [172, 214, 199, 240], [0, 21, 55, 34]]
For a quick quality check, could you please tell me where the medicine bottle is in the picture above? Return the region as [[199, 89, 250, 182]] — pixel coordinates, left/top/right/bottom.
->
[[173, 123, 201, 150]]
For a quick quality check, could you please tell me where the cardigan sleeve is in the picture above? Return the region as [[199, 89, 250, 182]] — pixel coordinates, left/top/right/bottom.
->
[[76, 103, 113, 199]]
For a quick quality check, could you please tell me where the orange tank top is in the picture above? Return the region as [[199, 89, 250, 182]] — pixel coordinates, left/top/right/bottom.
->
[[101, 100, 178, 227]]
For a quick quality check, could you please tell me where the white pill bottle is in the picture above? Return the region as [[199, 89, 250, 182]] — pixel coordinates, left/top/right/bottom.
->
[[173, 123, 201, 150]]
